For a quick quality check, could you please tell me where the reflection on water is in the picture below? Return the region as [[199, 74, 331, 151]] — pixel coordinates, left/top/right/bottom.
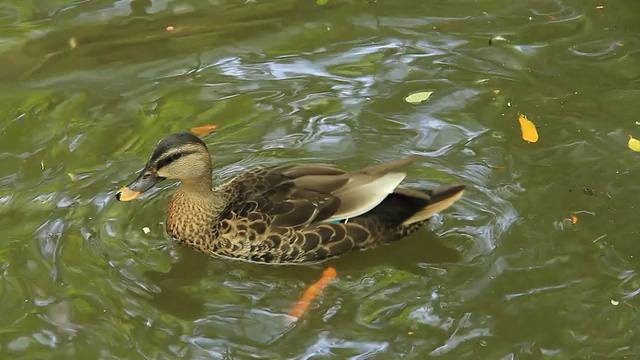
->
[[1, 0, 640, 358]]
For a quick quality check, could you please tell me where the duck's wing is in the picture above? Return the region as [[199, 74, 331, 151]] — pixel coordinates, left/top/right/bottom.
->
[[227, 156, 423, 228]]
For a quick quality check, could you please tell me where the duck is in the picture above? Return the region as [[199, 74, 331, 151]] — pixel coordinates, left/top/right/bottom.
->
[[115, 132, 465, 264]]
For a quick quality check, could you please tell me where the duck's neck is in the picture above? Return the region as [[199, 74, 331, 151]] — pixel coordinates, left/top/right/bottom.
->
[[166, 178, 226, 244], [179, 176, 214, 198]]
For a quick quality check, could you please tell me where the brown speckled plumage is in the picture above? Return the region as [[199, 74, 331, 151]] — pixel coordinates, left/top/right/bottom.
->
[[116, 133, 465, 264]]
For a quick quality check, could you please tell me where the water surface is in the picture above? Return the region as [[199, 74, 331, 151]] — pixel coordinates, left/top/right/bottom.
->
[[1, 0, 639, 358]]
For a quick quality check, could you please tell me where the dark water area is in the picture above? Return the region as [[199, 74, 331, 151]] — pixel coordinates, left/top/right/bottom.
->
[[1, 0, 639, 358]]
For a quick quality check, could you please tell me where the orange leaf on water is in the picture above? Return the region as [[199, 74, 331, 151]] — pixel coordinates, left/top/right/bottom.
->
[[189, 124, 218, 136], [571, 214, 578, 224], [288, 267, 337, 320], [518, 114, 539, 143]]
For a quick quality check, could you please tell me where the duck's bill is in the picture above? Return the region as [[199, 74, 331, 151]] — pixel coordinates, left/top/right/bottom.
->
[[116, 186, 143, 201], [115, 166, 165, 202]]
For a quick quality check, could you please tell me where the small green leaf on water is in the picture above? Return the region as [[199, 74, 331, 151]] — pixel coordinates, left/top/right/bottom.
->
[[405, 91, 433, 104], [489, 35, 508, 45], [67, 173, 78, 182], [317, 0, 328, 4]]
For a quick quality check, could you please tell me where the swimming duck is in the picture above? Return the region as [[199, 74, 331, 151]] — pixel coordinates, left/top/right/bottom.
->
[[116, 133, 464, 264]]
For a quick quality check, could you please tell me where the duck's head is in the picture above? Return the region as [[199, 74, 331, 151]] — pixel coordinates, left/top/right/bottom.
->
[[116, 132, 212, 201]]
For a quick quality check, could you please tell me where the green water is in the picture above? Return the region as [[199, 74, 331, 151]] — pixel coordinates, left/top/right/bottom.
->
[[1, 0, 639, 358]]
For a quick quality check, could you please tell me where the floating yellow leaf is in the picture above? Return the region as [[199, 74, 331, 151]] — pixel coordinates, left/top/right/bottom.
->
[[405, 91, 433, 104], [628, 135, 640, 152], [189, 124, 218, 136], [518, 114, 539, 143], [570, 214, 578, 224]]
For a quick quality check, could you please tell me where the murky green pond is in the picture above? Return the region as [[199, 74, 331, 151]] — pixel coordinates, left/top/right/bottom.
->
[[2, 0, 640, 358]]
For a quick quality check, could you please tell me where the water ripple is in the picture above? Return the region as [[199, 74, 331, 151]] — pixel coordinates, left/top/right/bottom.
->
[[0, 0, 639, 358]]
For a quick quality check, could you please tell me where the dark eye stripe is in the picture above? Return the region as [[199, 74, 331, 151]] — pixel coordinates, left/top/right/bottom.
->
[[156, 150, 197, 169]]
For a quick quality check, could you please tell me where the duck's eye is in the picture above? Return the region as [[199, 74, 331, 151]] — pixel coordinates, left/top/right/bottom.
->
[[171, 153, 182, 161]]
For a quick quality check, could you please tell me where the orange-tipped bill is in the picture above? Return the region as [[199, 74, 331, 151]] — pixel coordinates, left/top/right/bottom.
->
[[116, 186, 143, 201], [115, 165, 165, 202]]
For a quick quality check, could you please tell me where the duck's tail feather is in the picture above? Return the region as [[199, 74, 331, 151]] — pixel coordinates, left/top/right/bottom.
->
[[401, 185, 465, 225]]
